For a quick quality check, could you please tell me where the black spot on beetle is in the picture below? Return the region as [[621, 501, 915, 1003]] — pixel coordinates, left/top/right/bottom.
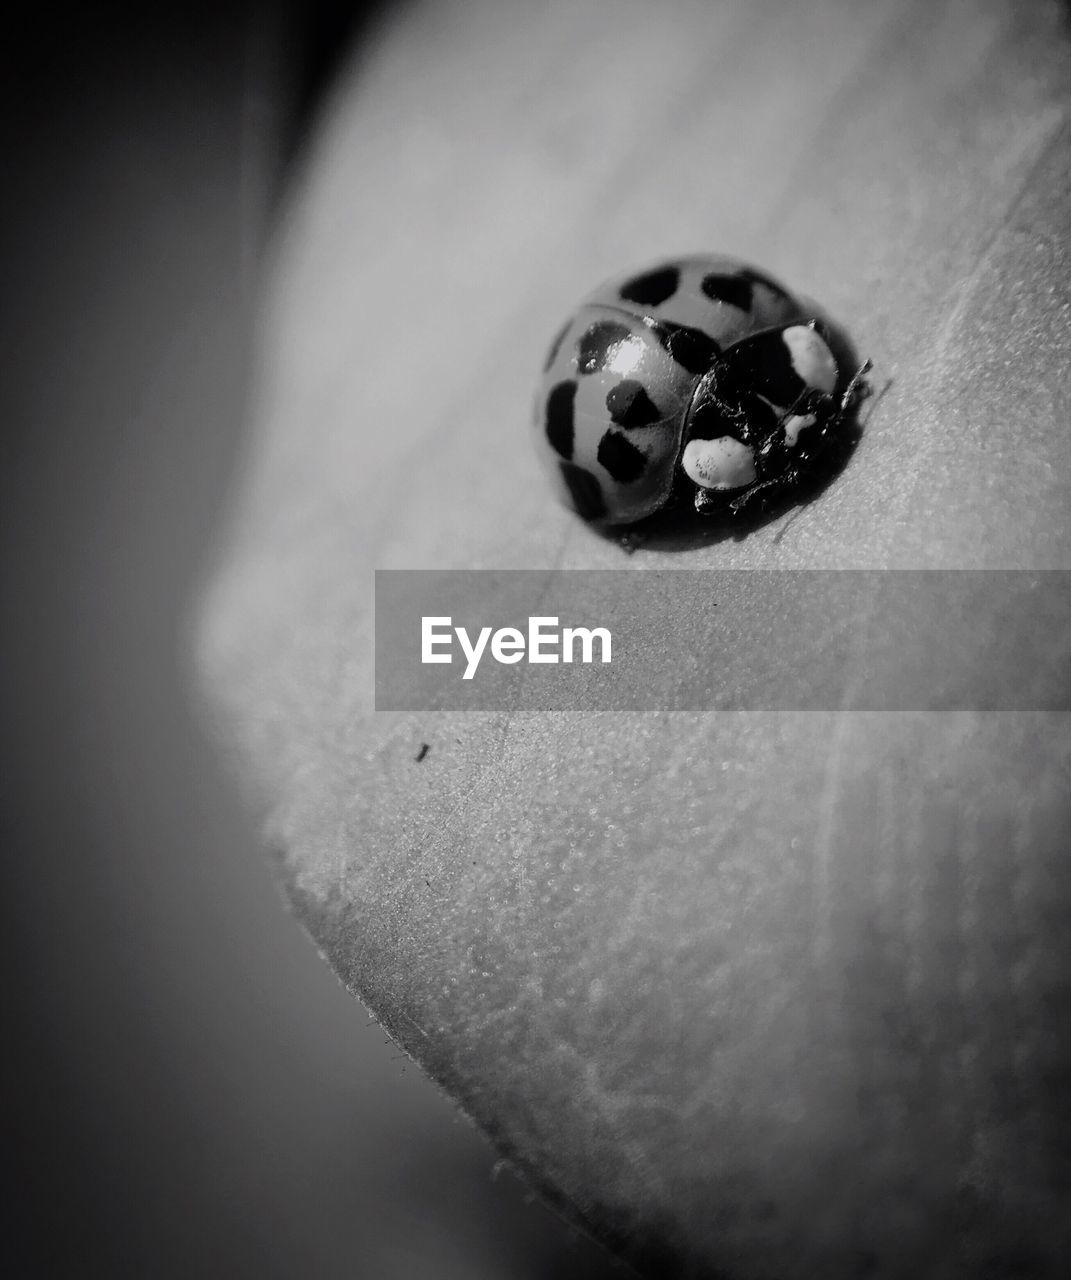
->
[[576, 320, 632, 374], [739, 266, 794, 301], [543, 318, 572, 372], [606, 379, 660, 428], [559, 461, 606, 519], [701, 273, 754, 311], [597, 429, 647, 483], [619, 265, 680, 307], [651, 321, 721, 375], [544, 380, 576, 458]]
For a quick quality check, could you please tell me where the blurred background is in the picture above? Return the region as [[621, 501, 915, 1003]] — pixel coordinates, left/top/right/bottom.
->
[[1, 4, 620, 1275]]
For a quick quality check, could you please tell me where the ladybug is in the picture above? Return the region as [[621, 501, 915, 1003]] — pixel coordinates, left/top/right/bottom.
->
[[534, 255, 871, 525]]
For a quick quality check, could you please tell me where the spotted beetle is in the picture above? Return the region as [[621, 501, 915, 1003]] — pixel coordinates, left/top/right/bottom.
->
[[535, 256, 870, 525]]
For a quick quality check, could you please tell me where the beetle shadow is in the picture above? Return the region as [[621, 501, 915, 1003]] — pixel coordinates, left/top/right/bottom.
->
[[599, 320, 890, 555]]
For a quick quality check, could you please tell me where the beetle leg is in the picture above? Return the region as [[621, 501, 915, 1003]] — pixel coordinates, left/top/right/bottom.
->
[[840, 358, 873, 413], [754, 387, 828, 458], [729, 470, 799, 513]]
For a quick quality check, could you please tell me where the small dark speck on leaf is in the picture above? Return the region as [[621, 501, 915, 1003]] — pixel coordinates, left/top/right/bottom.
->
[[415, 742, 430, 762]]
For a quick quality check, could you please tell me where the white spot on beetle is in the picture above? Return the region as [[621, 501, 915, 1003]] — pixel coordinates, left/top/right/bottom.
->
[[783, 325, 837, 393], [682, 437, 757, 490], [783, 412, 817, 446]]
